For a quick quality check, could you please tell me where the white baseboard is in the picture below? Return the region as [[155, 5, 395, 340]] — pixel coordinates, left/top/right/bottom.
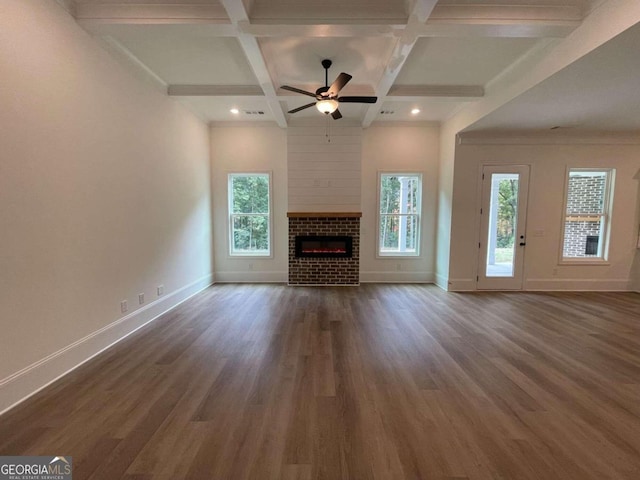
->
[[434, 273, 449, 291], [524, 278, 632, 291], [447, 278, 477, 291], [214, 271, 287, 283], [0, 274, 213, 416], [444, 277, 633, 292], [360, 271, 434, 283]]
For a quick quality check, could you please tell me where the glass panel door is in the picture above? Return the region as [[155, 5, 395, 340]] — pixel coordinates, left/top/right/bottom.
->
[[477, 165, 530, 290]]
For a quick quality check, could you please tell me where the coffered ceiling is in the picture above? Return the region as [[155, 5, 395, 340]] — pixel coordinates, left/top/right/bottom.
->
[[65, 0, 640, 131]]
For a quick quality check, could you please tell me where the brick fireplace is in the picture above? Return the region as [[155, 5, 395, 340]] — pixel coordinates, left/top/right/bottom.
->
[[288, 212, 361, 285]]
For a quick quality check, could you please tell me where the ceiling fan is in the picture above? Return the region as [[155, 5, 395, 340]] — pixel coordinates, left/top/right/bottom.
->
[[281, 59, 378, 119]]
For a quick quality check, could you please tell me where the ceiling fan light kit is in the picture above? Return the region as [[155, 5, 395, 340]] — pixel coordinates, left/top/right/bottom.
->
[[282, 59, 377, 120], [316, 99, 339, 114]]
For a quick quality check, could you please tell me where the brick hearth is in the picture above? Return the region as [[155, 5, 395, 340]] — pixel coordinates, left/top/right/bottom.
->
[[288, 213, 361, 285]]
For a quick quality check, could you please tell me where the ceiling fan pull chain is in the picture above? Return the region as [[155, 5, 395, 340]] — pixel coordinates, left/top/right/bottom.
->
[[326, 115, 331, 143]]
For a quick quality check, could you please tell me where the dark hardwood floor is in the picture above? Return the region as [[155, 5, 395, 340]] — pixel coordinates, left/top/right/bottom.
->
[[1, 284, 640, 479]]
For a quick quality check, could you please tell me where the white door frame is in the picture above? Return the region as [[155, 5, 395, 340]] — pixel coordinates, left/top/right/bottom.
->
[[477, 165, 530, 290]]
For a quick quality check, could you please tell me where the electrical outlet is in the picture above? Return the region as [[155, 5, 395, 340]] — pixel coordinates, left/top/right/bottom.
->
[[138, 293, 145, 305], [157, 285, 164, 296], [120, 300, 128, 313], [552, 268, 558, 276], [396, 263, 401, 271], [248, 263, 254, 271]]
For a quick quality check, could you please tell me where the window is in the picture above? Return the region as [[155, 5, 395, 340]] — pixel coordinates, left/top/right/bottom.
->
[[228, 173, 271, 256], [561, 168, 614, 261], [378, 173, 421, 256]]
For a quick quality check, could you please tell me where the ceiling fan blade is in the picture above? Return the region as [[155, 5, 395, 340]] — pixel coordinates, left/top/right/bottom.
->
[[328, 73, 352, 97], [331, 109, 342, 120], [338, 96, 378, 103], [281, 85, 318, 98], [288, 102, 316, 114]]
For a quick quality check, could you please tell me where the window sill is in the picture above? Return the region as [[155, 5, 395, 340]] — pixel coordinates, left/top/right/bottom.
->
[[559, 259, 610, 266]]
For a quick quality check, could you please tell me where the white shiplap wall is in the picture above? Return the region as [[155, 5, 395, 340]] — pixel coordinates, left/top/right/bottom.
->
[[287, 126, 362, 212]]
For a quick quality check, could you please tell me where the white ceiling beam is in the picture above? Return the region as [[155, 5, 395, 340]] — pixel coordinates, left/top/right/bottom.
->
[[278, 84, 376, 97], [244, 22, 575, 39], [55, 0, 76, 16], [79, 23, 238, 39], [168, 85, 265, 96], [168, 84, 484, 100], [75, 4, 230, 24], [428, 5, 582, 23], [388, 85, 484, 98], [219, 0, 287, 128], [381, 97, 478, 105], [419, 23, 577, 39], [248, 3, 406, 25], [96, 35, 168, 93], [423, 4, 580, 38], [362, 0, 439, 127], [241, 23, 398, 37]]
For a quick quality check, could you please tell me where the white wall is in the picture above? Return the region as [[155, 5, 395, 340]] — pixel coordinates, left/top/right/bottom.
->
[[449, 137, 640, 291], [210, 125, 288, 282], [361, 125, 440, 282], [632, 168, 640, 292], [288, 125, 362, 213], [0, 0, 212, 413], [435, 124, 457, 289], [633, 243, 640, 292]]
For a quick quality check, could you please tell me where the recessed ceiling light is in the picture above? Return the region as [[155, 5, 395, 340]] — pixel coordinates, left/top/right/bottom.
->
[[411, 108, 420, 115], [230, 108, 239, 114]]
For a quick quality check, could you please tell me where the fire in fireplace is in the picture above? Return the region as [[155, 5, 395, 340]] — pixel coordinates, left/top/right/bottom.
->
[[295, 235, 353, 258]]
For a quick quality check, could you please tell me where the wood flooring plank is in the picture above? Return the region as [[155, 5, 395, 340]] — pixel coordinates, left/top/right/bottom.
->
[[312, 397, 344, 480], [282, 464, 312, 480], [283, 356, 316, 465]]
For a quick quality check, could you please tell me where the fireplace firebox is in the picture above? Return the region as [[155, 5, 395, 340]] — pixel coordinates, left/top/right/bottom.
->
[[288, 212, 360, 285], [295, 235, 353, 258]]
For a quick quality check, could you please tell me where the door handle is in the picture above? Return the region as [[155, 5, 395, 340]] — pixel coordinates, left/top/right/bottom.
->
[[519, 242, 526, 246]]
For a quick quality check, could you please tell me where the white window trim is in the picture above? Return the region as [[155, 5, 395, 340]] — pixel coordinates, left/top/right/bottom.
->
[[228, 172, 273, 258], [558, 167, 615, 265], [376, 171, 422, 258]]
